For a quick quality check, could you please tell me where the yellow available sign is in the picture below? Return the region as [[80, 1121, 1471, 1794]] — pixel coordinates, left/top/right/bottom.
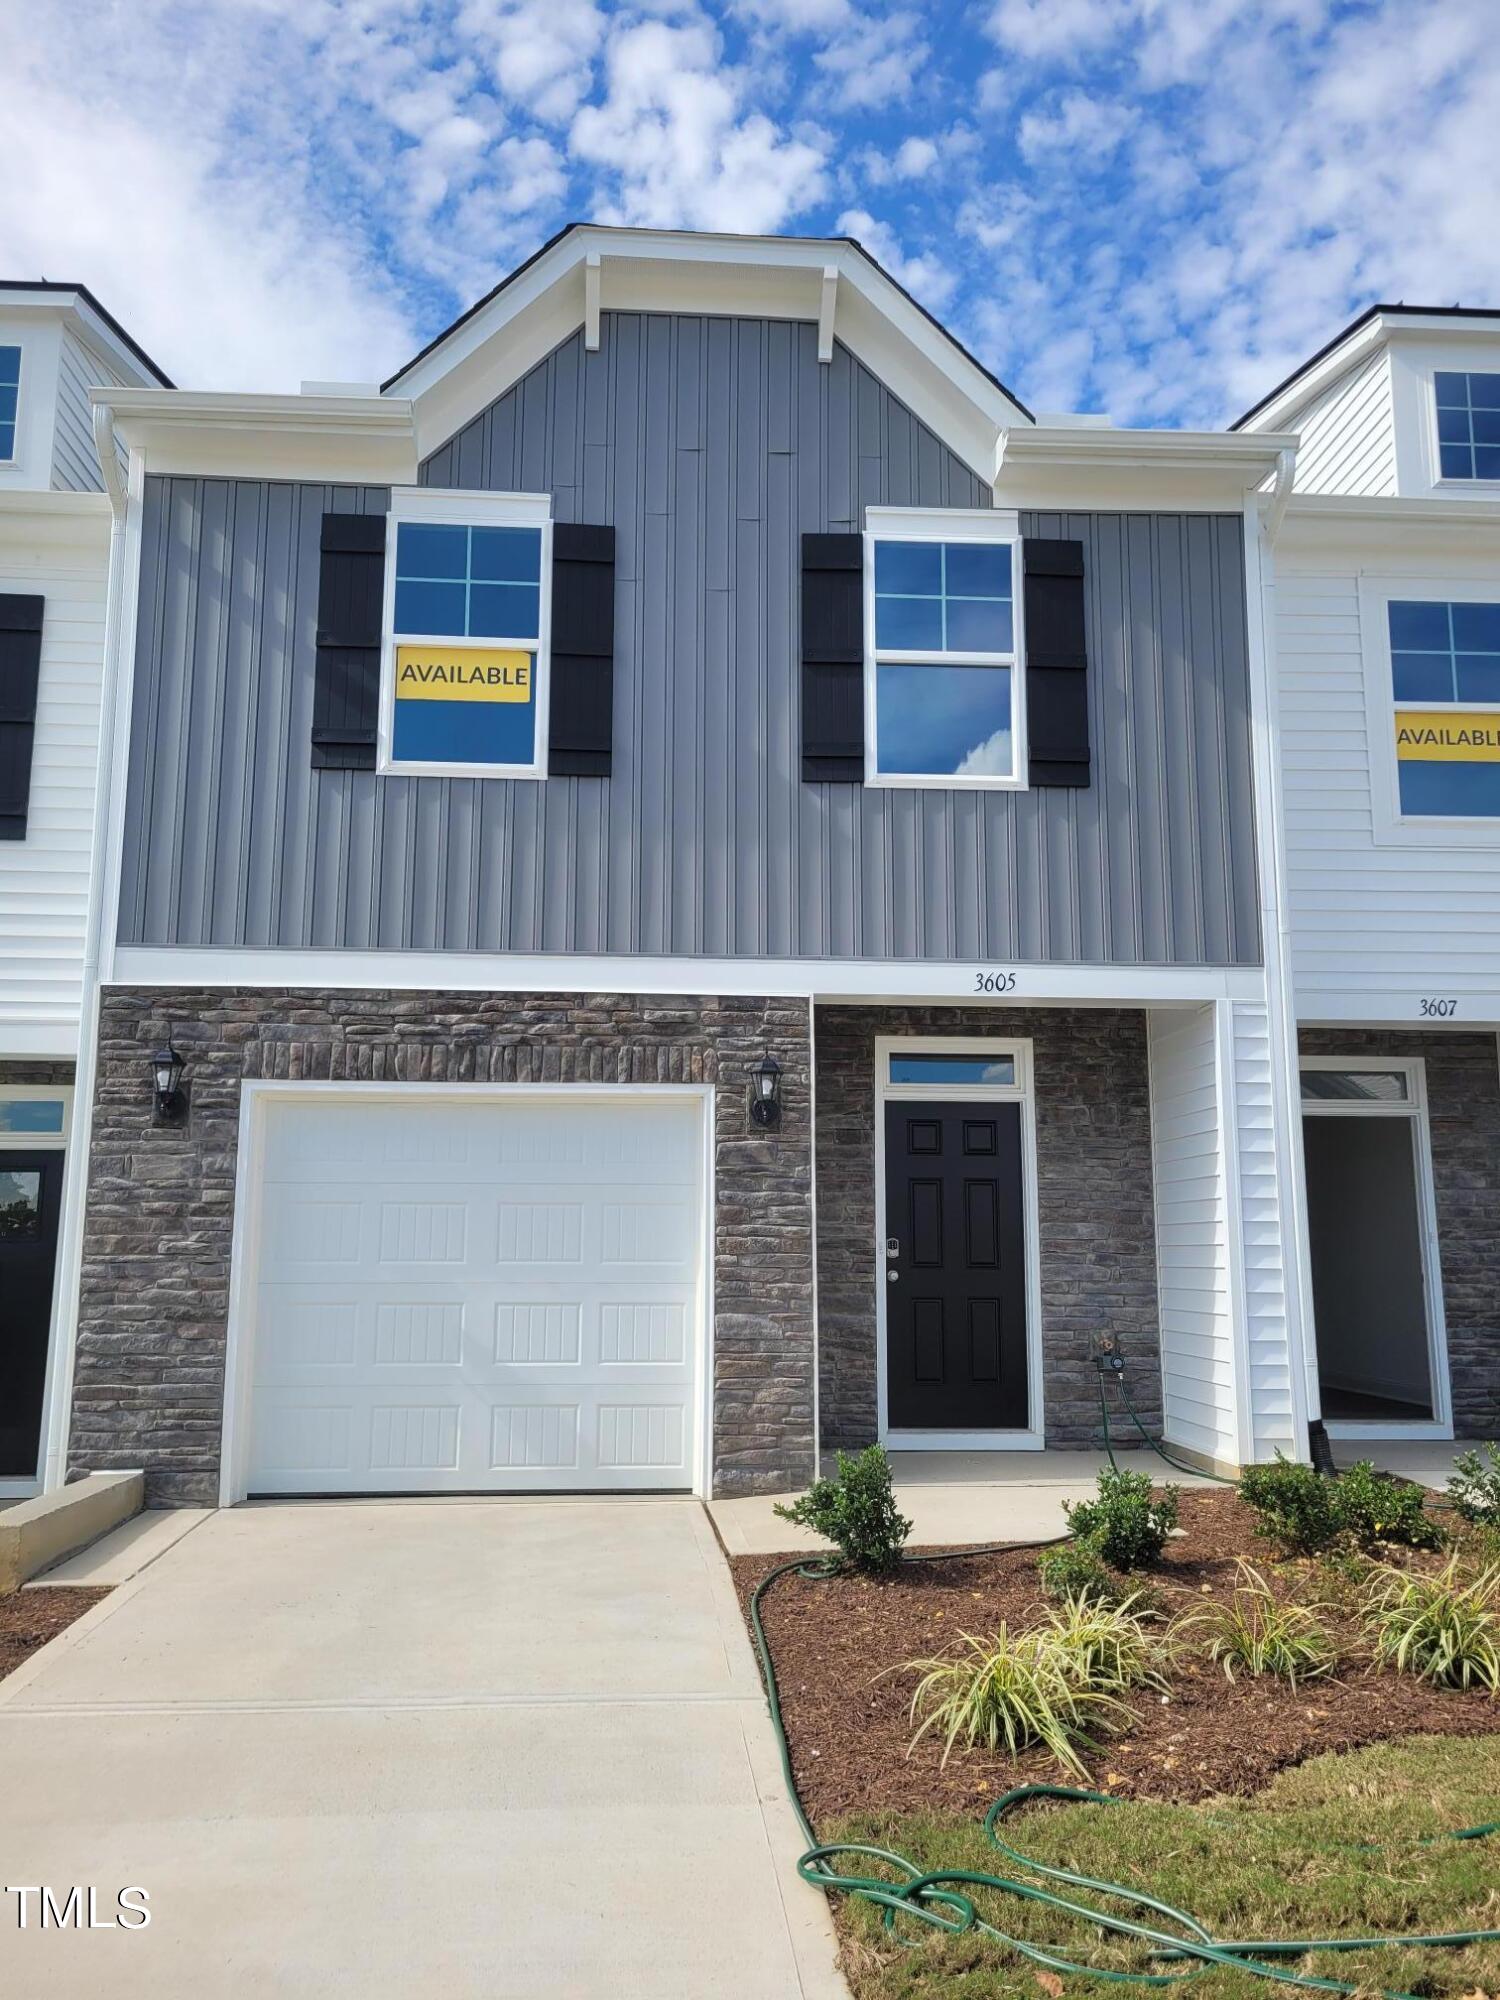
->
[[1395, 712, 1500, 762], [395, 645, 532, 703]]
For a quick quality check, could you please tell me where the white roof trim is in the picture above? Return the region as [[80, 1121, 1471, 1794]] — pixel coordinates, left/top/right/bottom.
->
[[0, 288, 164, 390], [385, 225, 1032, 484], [1240, 310, 1500, 436], [96, 388, 418, 483]]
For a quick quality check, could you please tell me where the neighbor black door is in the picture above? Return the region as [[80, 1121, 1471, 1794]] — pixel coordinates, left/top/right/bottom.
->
[[883, 1101, 1028, 1430], [0, 1149, 64, 1478]]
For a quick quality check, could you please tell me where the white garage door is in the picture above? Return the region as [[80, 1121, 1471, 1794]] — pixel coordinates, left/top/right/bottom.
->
[[242, 1092, 705, 1495]]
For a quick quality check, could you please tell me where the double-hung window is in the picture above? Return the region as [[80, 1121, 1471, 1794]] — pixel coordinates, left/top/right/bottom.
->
[[380, 489, 551, 778], [1434, 372, 1500, 483], [0, 347, 20, 463], [1388, 596, 1500, 818], [865, 513, 1024, 787]]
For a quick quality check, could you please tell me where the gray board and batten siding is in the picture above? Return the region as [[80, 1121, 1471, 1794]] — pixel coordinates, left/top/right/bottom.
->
[[117, 310, 1260, 967]]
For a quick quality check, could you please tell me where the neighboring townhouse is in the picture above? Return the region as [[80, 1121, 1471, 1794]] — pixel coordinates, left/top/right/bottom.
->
[[0, 283, 170, 1497], [53, 226, 1311, 1506], [1237, 306, 1500, 1447]]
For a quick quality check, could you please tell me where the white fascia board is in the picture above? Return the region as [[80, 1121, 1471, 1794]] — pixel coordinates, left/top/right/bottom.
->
[[1237, 319, 1389, 436], [1240, 314, 1500, 438], [1276, 494, 1500, 565], [0, 291, 160, 392], [393, 227, 1027, 485], [1297, 985, 1500, 1029], [110, 943, 1266, 1007], [0, 1023, 83, 1058], [995, 427, 1297, 513], [98, 388, 418, 484]]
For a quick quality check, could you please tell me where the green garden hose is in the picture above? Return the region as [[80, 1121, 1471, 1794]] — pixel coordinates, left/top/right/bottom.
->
[[1096, 1367, 1238, 1486], [747, 1554, 1500, 1998]]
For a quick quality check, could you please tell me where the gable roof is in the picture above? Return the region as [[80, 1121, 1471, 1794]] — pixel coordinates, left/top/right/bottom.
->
[[0, 279, 174, 388], [382, 221, 1032, 419], [1232, 302, 1500, 432]]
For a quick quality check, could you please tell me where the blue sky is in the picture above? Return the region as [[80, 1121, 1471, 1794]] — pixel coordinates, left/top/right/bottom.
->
[[7, 0, 1499, 426]]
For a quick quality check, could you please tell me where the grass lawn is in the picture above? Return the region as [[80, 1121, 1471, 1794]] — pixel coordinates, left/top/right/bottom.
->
[[824, 1735, 1500, 2000]]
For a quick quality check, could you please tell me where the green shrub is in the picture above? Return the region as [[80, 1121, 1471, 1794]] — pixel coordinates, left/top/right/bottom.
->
[[772, 1444, 912, 1574], [1040, 1592, 1170, 1695], [1364, 1556, 1500, 1693], [1449, 1442, 1500, 1526], [1172, 1560, 1338, 1687], [1037, 1543, 1119, 1604], [1238, 1452, 1338, 1553], [902, 1624, 1130, 1776], [1065, 1467, 1179, 1571], [1333, 1458, 1443, 1550]]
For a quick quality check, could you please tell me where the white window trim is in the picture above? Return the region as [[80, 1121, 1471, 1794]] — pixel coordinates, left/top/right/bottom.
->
[[1299, 1055, 1452, 1439], [874, 1033, 1045, 1451], [1426, 364, 1500, 497], [1358, 571, 1500, 848], [378, 486, 553, 781], [862, 505, 1027, 792], [0, 340, 19, 465], [0, 1083, 73, 1151]]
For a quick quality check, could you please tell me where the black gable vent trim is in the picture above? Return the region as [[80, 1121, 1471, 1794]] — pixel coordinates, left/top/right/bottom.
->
[[549, 522, 616, 777], [801, 532, 865, 783], [312, 511, 387, 771], [1023, 538, 1090, 789], [0, 593, 44, 841]]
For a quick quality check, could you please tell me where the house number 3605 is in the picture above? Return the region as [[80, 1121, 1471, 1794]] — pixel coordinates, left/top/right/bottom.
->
[[972, 970, 1018, 993]]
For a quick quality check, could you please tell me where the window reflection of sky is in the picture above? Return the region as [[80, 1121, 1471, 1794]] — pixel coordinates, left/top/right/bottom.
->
[[876, 663, 1012, 776]]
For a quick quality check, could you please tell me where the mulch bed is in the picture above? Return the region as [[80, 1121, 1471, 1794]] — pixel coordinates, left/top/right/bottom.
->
[[0, 1587, 109, 1681], [729, 1489, 1500, 1819]]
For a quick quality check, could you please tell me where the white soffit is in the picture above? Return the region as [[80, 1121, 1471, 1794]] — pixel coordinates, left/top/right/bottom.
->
[[391, 226, 1034, 484]]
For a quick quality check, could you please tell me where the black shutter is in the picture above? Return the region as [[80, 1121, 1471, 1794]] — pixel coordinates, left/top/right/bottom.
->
[[801, 533, 864, 782], [549, 523, 615, 776], [0, 594, 43, 840], [312, 512, 386, 770], [1023, 538, 1090, 788]]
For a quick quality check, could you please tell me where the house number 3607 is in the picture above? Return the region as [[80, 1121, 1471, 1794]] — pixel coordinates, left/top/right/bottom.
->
[[1419, 997, 1458, 1018], [972, 970, 1018, 993]]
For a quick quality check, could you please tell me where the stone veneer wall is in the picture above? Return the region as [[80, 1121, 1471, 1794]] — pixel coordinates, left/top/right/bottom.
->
[[72, 988, 814, 1504], [1299, 1028, 1500, 1438], [815, 1006, 1162, 1452]]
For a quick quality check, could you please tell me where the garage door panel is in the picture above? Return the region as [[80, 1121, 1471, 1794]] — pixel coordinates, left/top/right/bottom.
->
[[245, 1095, 702, 1495]]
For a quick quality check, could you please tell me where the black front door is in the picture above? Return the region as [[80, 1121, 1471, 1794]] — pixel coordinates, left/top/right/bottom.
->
[[883, 1101, 1029, 1430], [0, 1149, 63, 1478]]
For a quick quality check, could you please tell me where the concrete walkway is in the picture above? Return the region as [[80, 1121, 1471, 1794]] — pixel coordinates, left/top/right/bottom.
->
[[710, 1448, 1221, 1556], [0, 1499, 844, 2000]]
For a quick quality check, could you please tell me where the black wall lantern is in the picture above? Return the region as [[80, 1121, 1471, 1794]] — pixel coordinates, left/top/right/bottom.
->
[[150, 1041, 189, 1128], [749, 1051, 783, 1128]]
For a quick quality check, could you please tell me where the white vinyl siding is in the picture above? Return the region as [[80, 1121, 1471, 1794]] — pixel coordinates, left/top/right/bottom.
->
[[1147, 1004, 1237, 1464], [1286, 351, 1397, 498], [51, 328, 128, 493], [1278, 561, 1500, 1010], [1230, 1000, 1300, 1457], [0, 529, 109, 1050]]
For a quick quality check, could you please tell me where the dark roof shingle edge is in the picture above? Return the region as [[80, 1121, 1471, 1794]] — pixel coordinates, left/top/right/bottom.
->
[[0, 279, 173, 388], [1230, 302, 1500, 431]]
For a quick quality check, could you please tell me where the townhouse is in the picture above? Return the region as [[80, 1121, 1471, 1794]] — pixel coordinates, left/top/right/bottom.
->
[[1238, 307, 1500, 1446], [22, 224, 1326, 1508], [0, 284, 169, 1497]]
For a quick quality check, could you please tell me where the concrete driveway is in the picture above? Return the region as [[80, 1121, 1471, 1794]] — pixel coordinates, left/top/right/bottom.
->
[[0, 1499, 844, 1999]]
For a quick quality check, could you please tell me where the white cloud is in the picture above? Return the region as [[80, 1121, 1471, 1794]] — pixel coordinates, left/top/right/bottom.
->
[[571, 17, 824, 230], [731, 0, 852, 28], [813, 9, 928, 110], [457, 0, 607, 123], [986, 0, 1126, 61], [837, 208, 956, 311], [957, 727, 1013, 777], [1016, 89, 1133, 162], [0, 74, 414, 389]]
